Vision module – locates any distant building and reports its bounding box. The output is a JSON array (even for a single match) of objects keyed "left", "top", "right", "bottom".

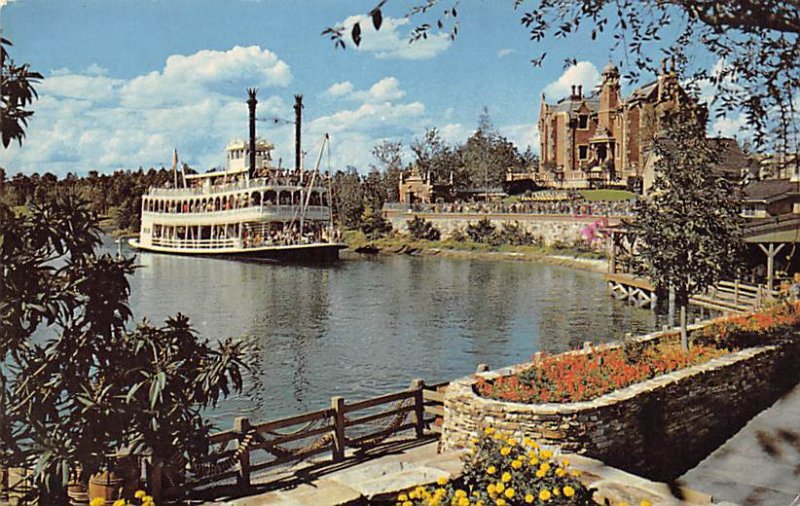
[
  {"left": 398, "top": 166, "right": 434, "bottom": 204},
  {"left": 538, "top": 59, "right": 697, "bottom": 190},
  {"left": 741, "top": 179, "right": 800, "bottom": 219}
]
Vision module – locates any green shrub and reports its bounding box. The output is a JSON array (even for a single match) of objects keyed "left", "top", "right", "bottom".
[
  {"left": 360, "top": 207, "right": 393, "bottom": 239},
  {"left": 407, "top": 216, "right": 441, "bottom": 241},
  {"left": 466, "top": 218, "right": 498, "bottom": 244}
]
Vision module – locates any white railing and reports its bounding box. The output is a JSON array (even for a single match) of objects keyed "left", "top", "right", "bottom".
[
  {"left": 151, "top": 237, "right": 241, "bottom": 250},
  {"left": 143, "top": 205, "right": 331, "bottom": 224},
  {"left": 146, "top": 178, "right": 329, "bottom": 197}
]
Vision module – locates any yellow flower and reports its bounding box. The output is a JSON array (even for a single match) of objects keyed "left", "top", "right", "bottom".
[
  {"left": 535, "top": 468, "right": 546, "bottom": 478},
  {"left": 495, "top": 482, "right": 505, "bottom": 493},
  {"left": 553, "top": 487, "right": 560, "bottom": 496},
  {"left": 90, "top": 499, "right": 105, "bottom": 506},
  {"left": 525, "top": 493, "right": 535, "bottom": 503},
  {"left": 501, "top": 472, "right": 512, "bottom": 483},
  {"left": 641, "top": 502, "right": 653, "bottom": 506},
  {"left": 561, "top": 458, "right": 570, "bottom": 467},
  {"left": 470, "top": 438, "right": 479, "bottom": 444},
  {"left": 484, "top": 427, "right": 495, "bottom": 435},
  {"left": 619, "top": 502, "right": 630, "bottom": 506},
  {"left": 539, "top": 462, "right": 551, "bottom": 473},
  {"left": 134, "top": 490, "right": 146, "bottom": 500},
  {"left": 487, "top": 465, "right": 497, "bottom": 475},
  {"left": 113, "top": 500, "right": 126, "bottom": 506},
  {"left": 142, "top": 497, "right": 153, "bottom": 505},
  {"left": 522, "top": 437, "right": 533, "bottom": 447},
  {"left": 487, "top": 484, "right": 496, "bottom": 495},
  {"left": 529, "top": 456, "right": 539, "bottom": 466},
  {"left": 500, "top": 447, "right": 511, "bottom": 456},
  {"left": 458, "top": 498, "right": 469, "bottom": 506},
  {"left": 476, "top": 502, "right": 485, "bottom": 506},
  {"left": 556, "top": 468, "right": 567, "bottom": 477},
  {"left": 507, "top": 438, "right": 518, "bottom": 446},
  {"left": 437, "top": 476, "right": 448, "bottom": 486},
  {"left": 455, "top": 489, "right": 467, "bottom": 498},
  {"left": 398, "top": 493, "right": 408, "bottom": 501},
  {"left": 540, "top": 449, "right": 553, "bottom": 459},
  {"left": 511, "top": 459, "right": 522, "bottom": 469},
  {"left": 402, "top": 501, "right": 412, "bottom": 506},
  {"left": 563, "top": 486, "right": 575, "bottom": 497},
  {"left": 539, "top": 489, "right": 552, "bottom": 501},
  {"left": 504, "top": 488, "right": 515, "bottom": 499},
  {"left": 495, "top": 499, "right": 507, "bottom": 506}
]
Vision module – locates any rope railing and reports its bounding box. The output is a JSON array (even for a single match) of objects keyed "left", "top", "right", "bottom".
[{"left": 187, "top": 378, "right": 445, "bottom": 490}]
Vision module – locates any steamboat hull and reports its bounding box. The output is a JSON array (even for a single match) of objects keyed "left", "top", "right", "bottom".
[{"left": 129, "top": 239, "right": 347, "bottom": 264}]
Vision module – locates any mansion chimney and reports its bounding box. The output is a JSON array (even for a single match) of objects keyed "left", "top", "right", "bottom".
[
  {"left": 247, "top": 88, "right": 258, "bottom": 180},
  {"left": 578, "top": 85, "right": 583, "bottom": 98},
  {"left": 294, "top": 94, "right": 304, "bottom": 171}
]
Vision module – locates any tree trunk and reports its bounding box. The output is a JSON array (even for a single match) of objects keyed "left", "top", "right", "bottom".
[{"left": 679, "top": 303, "right": 689, "bottom": 352}]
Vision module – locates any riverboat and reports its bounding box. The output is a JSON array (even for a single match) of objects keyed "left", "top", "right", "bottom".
[{"left": 129, "top": 90, "right": 346, "bottom": 263}]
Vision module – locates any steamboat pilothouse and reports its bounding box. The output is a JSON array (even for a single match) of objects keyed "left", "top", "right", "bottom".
[{"left": 129, "top": 89, "right": 346, "bottom": 262}]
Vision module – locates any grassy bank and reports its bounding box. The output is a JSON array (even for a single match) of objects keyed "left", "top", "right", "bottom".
[{"left": 342, "top": 231, "right": 609, "bottom": 272}]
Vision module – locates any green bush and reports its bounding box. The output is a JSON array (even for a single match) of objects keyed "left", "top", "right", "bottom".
[
  {"left": 359, "top": 207, "right": 393, "bottom": 240},
  {"left": 466, "top": 218, "right": 498, "bottom": 244},
  {"left": 407, "top": 216, "right": 441, "bottom": 241},
  {"left": 496, "top": 221, "right": 536, "bottom": 246}
]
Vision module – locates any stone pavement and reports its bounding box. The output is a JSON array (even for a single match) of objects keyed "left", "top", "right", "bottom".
[
  {"left": 678, "top": 382, "right": 800, "bottom": 506},
  {"left": 213, "top": 439, "right": 714, "bottom": 505}
]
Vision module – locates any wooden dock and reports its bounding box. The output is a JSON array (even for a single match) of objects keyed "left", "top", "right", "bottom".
[{"left": 604, "top": 274, "right": 779, "bottom": 314}]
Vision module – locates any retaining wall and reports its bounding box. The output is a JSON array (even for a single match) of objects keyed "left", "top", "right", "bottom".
[
  {"left": 383, "top": 211, "right": 621, "bottom": 247},
  {"left": 441, "top": 332, "right": 800, "bottom": 481}
]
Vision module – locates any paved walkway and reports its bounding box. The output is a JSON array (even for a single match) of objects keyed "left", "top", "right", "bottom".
[{"left": 678, "top": 383, "right": 800, "bottom": 505}]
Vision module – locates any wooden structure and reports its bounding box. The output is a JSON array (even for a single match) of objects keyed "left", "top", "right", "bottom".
[
  {"left": 186, "top": 379, "right": 447, "bottom": 493},
  {"left": 606, "top": 272, "right": 658, "bottom": 309},
  {"left": 744, "top": 214, "right": 800, "bottom": 290}
]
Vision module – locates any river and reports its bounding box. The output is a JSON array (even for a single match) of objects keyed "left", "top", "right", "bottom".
[{"left": 107, "top": 237, "right": 660, "bottom": 428}]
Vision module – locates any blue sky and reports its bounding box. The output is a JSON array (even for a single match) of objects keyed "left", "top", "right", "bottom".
[{"left": 0, "top": 0, "right": 730, "bottom": 176}]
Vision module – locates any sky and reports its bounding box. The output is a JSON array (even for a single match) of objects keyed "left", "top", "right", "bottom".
[{"left": 0, "top": 0, "right": 735, "bottom": 177}]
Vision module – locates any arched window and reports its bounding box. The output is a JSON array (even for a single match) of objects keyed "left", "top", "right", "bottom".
[{"left": 252, "top": 192, "right": 261, "bottom": 206}]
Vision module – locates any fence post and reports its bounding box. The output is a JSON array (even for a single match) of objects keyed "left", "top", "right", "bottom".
[
  {"left": 233, "top": 417, "right": 251, "bottom": 488},
  {"left": 734, "top": 279, "right": 740, "bottom": 305},
  {"left": 331, "top": 396, "right": 346, "bottom": 462},
  {"left": 411, "top": 379, "right": 425, "bottom": 438}
]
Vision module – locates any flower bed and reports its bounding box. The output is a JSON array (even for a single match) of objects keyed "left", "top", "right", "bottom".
[
  {"left": 475, "top": 302, "right": 800, "bottom": 405},
  {"left": 442, "top": 303, "right": 800, "bottom": 480},
  {"left": 476, "top": 342, "right": 728, "bottom": 404},
  {"left": 397, "top": 429, "right": 595, "bottom": 506}
]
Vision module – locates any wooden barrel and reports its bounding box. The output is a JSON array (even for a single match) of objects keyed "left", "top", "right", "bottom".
[{"left": 88, "top": 471, "right": 123, "bottom": 505}]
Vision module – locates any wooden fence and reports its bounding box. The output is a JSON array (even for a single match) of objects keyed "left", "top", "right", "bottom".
[{"left": 186, "top": 378, "right": 448, "bottom": 491}]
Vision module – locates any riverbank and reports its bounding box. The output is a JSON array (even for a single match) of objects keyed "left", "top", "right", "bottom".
[{"left": 342, "top": 232, "right": 609, "bottom": 273}]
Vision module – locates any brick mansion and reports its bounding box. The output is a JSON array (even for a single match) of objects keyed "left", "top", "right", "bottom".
[{"left": 536, "top": 59, "right": 723, "bottom": 191}]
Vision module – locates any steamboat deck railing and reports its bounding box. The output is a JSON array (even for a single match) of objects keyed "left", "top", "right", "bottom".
[{"left": 142, "top": 205, "right": 331, "bottom": 224}]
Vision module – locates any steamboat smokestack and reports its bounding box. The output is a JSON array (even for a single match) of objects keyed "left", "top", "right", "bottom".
[
  {"left": 247, "top": 88, "right": 258, "bottom": 179},
  {"left": 294, "top": 94, "right": 303, "bottom": 171}
]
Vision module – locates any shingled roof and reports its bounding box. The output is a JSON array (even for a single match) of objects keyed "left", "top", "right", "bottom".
[{"left": 742, "top": 179, "right": 798, "bottom": 202}]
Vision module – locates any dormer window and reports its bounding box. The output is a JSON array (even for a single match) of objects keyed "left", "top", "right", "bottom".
[{"left": 578, "top": 115, "right": 589, "bottom": 129}]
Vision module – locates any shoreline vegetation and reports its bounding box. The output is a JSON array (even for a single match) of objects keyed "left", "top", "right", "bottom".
[{"left": 341, "top": 230, "right": 609, "bottom": 273}]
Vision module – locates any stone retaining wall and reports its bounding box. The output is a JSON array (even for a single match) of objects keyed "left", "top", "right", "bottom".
[
  {"left": 383, "top": 211, "right": 620, "bottom": 247},
  {"left": 441, "top": 334, "right": 800, "bottom": 481}
]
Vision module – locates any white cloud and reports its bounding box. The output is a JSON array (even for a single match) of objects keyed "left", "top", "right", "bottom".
[
  {"left": 542, "top": 61, "right": 601, "bottom": 100},
  {"left": 500, "top": 124, "right": 540, "bottom": 154},
  {"left": 497, "top": 48, "right": 515, "bottom": 58},
  {"left": 711, "top": 113, "right": 751, "bottom": 139},
  {"left": 0, "top": 46, "right": 294, "bottom": 176},
  {"left": 351, "top": 77, "right": 406, "bottom": 103},
  {"left": 339, "top": 15, "right": 452, "bottom": 60},
  {"left": 326, "top": 81, "right": 354, "bottom": 97}
]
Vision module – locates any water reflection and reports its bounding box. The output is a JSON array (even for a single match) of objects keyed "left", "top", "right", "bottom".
[{"left": 109, "top": 237, "right": 659, "bottom": 427}]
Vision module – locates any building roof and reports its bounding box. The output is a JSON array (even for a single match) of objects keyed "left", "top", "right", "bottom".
[
  {"left": 710, "top": 138, "right": 753, "bottom": 176},
  {"left": 552, "top": 94, "right": 601, "bottom": 114},
  {"left": 742, "top": 179, "right": 798, "bottom": 202}
]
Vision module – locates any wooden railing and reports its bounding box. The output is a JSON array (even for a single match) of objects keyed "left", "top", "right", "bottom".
[{"left": 187, "top": 378, "right": 448, "bottom": 491}]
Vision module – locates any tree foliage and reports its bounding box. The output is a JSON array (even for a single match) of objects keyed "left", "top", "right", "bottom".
[
  {"left": 0, "top": 196, "right": 252, "bottom": 498},
  {"left": 326, "top": 1, "right": 800, "bottom": 159},
  {"left": 633, "top": 109, "right": 744, "bottom": 350},
  {"left": 1, "top": 36, "right": 43, "bottom": 148}
]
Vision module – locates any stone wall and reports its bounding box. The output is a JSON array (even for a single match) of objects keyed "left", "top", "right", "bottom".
[
  {"left": 383, "top": 211, "right": 620, "bottom": 247},
  {"left": 441, "top": 332, "right": 800, "bottom": 481}
]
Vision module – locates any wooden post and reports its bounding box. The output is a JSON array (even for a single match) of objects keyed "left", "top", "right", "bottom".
[
  {"left": 331, "top": 396, "right": 346, "bottom": 462},
  {"left": 411, "top": 379, "right": 425, "bottom": 438},
  {"left": 609, "top": 231, "right": 617, "bottom": 274},
  {"left": 734, "top": 279, "right": 740, "bottom": 306},
  {"left": 233, "top": 417, "right": 251, "bottom": 488}
]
